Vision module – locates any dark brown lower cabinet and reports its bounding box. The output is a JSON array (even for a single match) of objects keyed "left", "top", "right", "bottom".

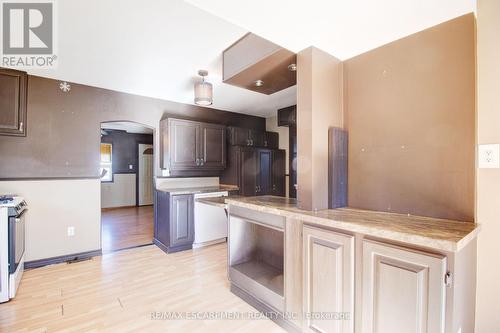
[
  {"left": 154, "top": 191, "right": 194, "bottom": 253},
  {"left": 222, "top": 146, "right": 286, "bottom": 197}
]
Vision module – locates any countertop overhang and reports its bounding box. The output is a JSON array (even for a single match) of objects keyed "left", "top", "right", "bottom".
[
  {"left": 155, "top": 184, "right": 239, "bottom": 195},
  {"left": 225, "top": 196, "right": 480, "bottom": 253}
]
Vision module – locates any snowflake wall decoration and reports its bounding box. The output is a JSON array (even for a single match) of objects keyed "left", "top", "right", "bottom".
[{"left": 59, "top": 82, "right": 71, "bottom": 92}]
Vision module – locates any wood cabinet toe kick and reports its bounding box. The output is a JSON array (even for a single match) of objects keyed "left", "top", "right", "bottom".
[{"left": 226, "top": 196, "right": 479, "bottom": 333}]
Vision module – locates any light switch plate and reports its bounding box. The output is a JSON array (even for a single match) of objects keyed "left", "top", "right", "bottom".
[{"left": 478, "top": 144, "right": 500, "bottom": 168}]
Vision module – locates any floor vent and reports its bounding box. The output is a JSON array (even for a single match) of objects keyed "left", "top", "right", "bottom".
[{"left": 67, "top": 256, "right": 92, "bottom": 264}]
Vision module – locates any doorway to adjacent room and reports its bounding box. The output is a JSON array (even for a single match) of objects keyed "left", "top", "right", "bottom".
[{"left": 99, "top": 121, "right": 155, "bottom": 253}]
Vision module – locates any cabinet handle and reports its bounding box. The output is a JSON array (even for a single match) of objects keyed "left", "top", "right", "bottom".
[
  {"left": 250, "top": 139, "right": 254, "bottom": 146},
  {"left": 246, "top": 139, "right": 250, "bottom": 146},
  {"left": 19, "top": 122, "right": 23, "bottom": 132},
  {"left": 196, "top": 158, "right": 200, "bottom": 166}
]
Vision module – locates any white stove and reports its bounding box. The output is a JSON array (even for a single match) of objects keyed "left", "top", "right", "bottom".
[{"left": 0, "top": 195, "right": 27, "bottom": 303}]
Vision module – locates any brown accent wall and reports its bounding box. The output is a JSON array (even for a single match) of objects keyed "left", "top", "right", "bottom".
[
  {"left": 0, "top": 75, "right": 265, "bottom": 179},
  {"left": 100, "top": 130, "right": 153, "bottom": 174},
  {"left": 344, "top": 14, "right": 476, "bottom": 221}
]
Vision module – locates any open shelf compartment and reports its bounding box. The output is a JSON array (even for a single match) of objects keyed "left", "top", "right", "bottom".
[{"left": 228, "top": 212, "right": 285, "bottom": 312}]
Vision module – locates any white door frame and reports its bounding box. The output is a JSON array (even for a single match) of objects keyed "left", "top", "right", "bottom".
[{"left": 138, "top": 143, "right": 154, "bottom": 206}]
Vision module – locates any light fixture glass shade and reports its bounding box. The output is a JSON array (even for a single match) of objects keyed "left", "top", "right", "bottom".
[{"left": 194, "top": 81, "right": 213, "bottom": 106}]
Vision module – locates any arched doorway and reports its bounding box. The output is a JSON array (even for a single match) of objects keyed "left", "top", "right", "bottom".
[{"left": 99, "top": 121, "right": 155, "bottom": 253}]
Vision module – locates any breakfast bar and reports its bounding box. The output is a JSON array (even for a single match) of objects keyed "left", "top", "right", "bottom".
[{"left": 224, "top": 195, "right": 479, "bottom": 333}]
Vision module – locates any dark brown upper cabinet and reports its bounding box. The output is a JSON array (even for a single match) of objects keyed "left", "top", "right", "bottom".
[
  {"left": 264, "top": 131, "right": 279, "bottom": 149},
  {"left": 160, "top": 118, "right": 226, "bottom": 172},
  {"left": 227, "top": 126, "right": 279, "bottom": 149},
  {"left": 223, "top": 33, "right": 296, "bottom": 95},
  {"left": 200, "top": 122, "right": 226, "bottom": 170},
  {"left": 0, "top": 68, "right": 27, "bottom": 137},
  {"left": 277, "top": 105, "right": 297, "bottom": 127}
]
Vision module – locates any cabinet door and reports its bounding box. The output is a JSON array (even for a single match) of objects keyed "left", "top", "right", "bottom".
[
  {"left": 303, "top": 226, "right": 354, "bottom": 333},
  {"left": 0, "top": 68, "right": 27, "bottom": 137},
  {"left": 264, "top": 132, "right": 279, "bottom": 149},
  {"left": 257, "top": 149, "right": 272, "bottom": 195},
  {"left": 362, "top": 240, "right": 447, "bottom": 333},
  {"left": 168, "top": 119, "right": 200, "bottom": 170},
  {"left": 154, "top": 191, "right": 170, "bottom": 246},
  {"left": 239, "top": 147, "right": 257, "bottom": 196},
  {"left": 249, "top": 129, "right": 265, "bottom": 147},
  {"left": 170, "top": 194, "right": 194, "bottom": 247},
  {"left": 200, "top": 123, "right": 226, "bottom": 169},
  {"left": 289, "top": 125, "right": 297, "bottom": 198},
  {"left": 229, "top": 127, "right": 251, "bottom": 146},
  {"left": 277, "top": 105, "right": 296, "bottom": 127},
  {"left": 272, "top": 149, "right": 286, "bottom": 196}
]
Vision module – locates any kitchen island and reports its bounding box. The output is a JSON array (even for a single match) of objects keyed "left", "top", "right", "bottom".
[{"left": 224, "top": 195, "right": 479, "bottom": 333}]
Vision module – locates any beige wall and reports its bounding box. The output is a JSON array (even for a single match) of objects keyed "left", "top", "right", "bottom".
[
  {"left": 0, "top": 179, "right": 101, "bottom": 261},
  {"left": 297, "top": 46, "right": 344, "bottom": 210},
  {"left": 266, "top": 116, "right": 290, "bottom": 197},
  {"left": 476, "top": 1, "right": 500, "bottom": 331},
  {"left": 101, "top": 173, "right": 136, "bottom": 208},
  {"left": 344, "top": 14, "right": 476, "bottom": 221}
]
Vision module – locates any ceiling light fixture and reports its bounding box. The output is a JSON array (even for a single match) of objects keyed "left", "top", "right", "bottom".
[
  {"left": 255, "top": 79, "right": 264, "bottom": 87},
  {"left": 288, "top": 63, "right": 297, "bottom": 72},
  {"left": 194, "top": 70, "right": 213, "bottom": 106}
]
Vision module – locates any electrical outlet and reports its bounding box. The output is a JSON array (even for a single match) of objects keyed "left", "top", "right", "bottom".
[
  {"left": 67, "top": 226, "right": 75, "bottom": 237},
  {"left": 478, "top": 144, "right": 500, "bottom": 169}
]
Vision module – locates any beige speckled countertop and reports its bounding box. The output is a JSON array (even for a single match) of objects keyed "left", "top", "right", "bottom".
[
  {"left": 156, "top": 184, "right": 239, "bottom": 195},
  {"left": 225, "top": 196, "right": 480, "bottom": 253}
]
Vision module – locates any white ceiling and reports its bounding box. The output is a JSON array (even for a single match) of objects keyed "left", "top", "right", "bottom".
[
  {"left": 101, "top": 122, "right": 154, "bottom": 135},
  {"left": 25, "top": 0, "right": 296, "bottom": 118},
  {"left": 186, "top": 0, "right": 476, "bottom": 60}
]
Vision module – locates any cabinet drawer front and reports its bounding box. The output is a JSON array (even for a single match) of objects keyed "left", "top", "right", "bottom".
[
  {"left": 362, "top": 240, "right": 446, "bottom": 333},
  {"left": 303, "top": 225, "right": 354, "bottom": 333}
]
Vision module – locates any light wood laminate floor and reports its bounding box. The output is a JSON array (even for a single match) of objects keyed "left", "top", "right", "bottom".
[
  {"left": 101, "top": 206, "right": 154, "bottom": 253},
  {"left": 0, "top": 243, "right": 285, "bottom": 333}
]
